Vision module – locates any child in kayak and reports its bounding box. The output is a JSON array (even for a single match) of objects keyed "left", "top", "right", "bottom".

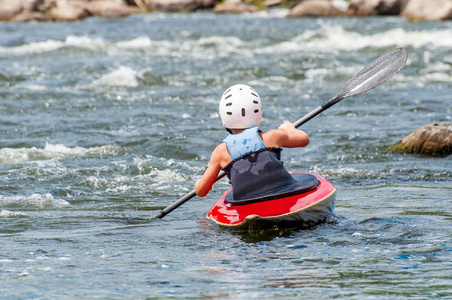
[{"left": 195, "top": 84, "right": 310, "bottom": 200}]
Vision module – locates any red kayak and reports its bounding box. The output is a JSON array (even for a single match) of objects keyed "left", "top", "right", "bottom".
[{"left": 206, "top": 172, "right": 336, "bottom": 230}]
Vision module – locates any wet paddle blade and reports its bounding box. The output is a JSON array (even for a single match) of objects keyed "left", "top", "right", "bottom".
[
  {"left": 294, "top": 47, "right": 407, "bottom": 128},
  {"left": 338, "top": 47, "right": 407, "bottom": 100}
]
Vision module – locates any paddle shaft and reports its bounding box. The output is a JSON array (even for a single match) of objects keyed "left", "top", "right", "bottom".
[
  {"left": 152, "top": 47, "right": 407, "bottom": 220},
  {"left": 153, "top": 171, "right": 226, "bottom": 219},
  {"left": 293, "top": 98, "right": 338, "bottom": 129}
]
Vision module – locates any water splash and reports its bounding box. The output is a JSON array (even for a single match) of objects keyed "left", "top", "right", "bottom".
[
  {"left": 0, "top": 143, "right": 116, "bottom": 165},
  {"left": 94, "top": 66, "right": 139, "bottom": 87},
  {"left": 0, "top": 193, "right": 70, "bottom": 209}
]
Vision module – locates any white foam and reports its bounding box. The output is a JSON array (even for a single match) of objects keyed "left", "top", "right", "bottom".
[
  {"left": 0, "top": 193, "right": 70, "bottom": 209},
  {"left": 424, "top": 72, "right": 452, "bottom": 82},
  {"left": 187, "top": 36, "right": 249, "bottom": 59},
  {"left": 258, "top": 27, "right": 452, "bottom": 54},
  {"left": 85, "top": 176, "right": 108, "bottom": 188},
  {"left": 65, "top": 35, "right": 107, "bottom": 51},
  {"left": 43, "top": 143, "right": 90, "bottom": 155},
  {"left": 304, "top": 68, "right": 331, "bottom": 82},
  {"left": 0, "top": 143, "right": 115, "bottom": 165},
  {"left": 18, "top": 84, "right": 47, "bottom": 91},
  {"left": 0, "top": 209, "right": 27, "bottom": 218},
  {"left": 106, "top": 184, "right": 131, "bottom": 193},
  {"left": 420, "top": 61, "right": 452, "bottom": 83},
  {"left": 146, "top": 169, "right": 186, "bottom": 182},
  {"left": 0, "top": 35, "right": 108, "bottom": 55},
  {"left": 248, "top": 76, "right": 294, "bottom": 91},
  {"left": 2, "top": 25, "right": 451, "bottom": 58},
  {"left": 116, "top": 36, "right": 153, "bottom": 49},
  {"left": 197, "top": 36, "right": 243, "bottom": 48},
  {"left": 94, "top": 66, "right": 139, "bottom": 87},
  {"left": 4, "top": 39, "right": 65, "bottom": 55},
  {"left": 0, "top": 148, "right": 33, "bottom": 165}
]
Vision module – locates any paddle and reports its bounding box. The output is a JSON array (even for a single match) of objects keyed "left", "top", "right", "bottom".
[{"left": 150, "top": 47, "right": 407, "bottom": 220}]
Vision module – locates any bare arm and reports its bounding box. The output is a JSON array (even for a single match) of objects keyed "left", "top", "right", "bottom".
[
  {"left": 262, "top": 121, "right": 309, "bottom": 148},
  {"left": 194, "top": 145, "right": 224, "bottom": 197}
]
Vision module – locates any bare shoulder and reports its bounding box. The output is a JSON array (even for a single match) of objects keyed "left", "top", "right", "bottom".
[
  {"left": 261, "top": 129, "right": 285, "bottom": 147},
  {"left": 212, "top": 143, "right": 227, "bottom": 155},
  {"left": 211, "top": 143, "right": 231, "bottom": 167}
]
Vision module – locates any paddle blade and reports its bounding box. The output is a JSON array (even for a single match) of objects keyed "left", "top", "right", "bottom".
[
  {"left": 294, "top": 47, "right": 407, "bottom": 129},
  {"left": 339, "top": 47, "right": 407, "bottom": 100}
]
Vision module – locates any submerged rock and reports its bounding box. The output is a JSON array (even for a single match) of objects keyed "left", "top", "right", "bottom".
[
  {"left": 288, "top": 0, "right": 346, "bottom": 17},
  {"left": 388, "top": 123, "right": 452, "bottom": 157},
  {"left": 401, "top": 0, "right": 452, "bottom": 21}
]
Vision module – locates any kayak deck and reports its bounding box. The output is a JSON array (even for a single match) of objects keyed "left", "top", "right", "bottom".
[{"left": 206, "top": 172, "right": 336, "bottom": 230}]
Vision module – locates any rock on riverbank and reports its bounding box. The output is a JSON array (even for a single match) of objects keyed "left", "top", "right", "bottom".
[
  {"left": 288, "top": 0, "right": 346, "bottom": 17},
  {"left": 1, "top": 0, "right": 452, "bottom": 22},
  {"left": 388, "top": 123, "right": 452, "bottom": 157},
  {"left": 402, "top": 0, "right": 452, "bottom": 21},
  {"left": 0, "top": 0, "right": 142, "bottom": 22}
]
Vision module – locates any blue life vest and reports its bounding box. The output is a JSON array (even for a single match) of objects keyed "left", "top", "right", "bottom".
[
  {"left": 223, "top": 147, "right": 298, "bottom": 201},
  {"left": 222, "top": 127, "right": 307, "bottom": 201},
  {"left": 223, "top": 127, "right": 266, "bottom": 160}
]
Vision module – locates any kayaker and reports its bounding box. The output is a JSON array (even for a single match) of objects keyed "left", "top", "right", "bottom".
[{"left": 195, "top": 84, "right": 309, "bottom": 200}]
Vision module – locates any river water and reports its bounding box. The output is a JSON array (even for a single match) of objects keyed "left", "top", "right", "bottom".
[{"left": 1, "top": 10, "right": 451, "bottom": 298}]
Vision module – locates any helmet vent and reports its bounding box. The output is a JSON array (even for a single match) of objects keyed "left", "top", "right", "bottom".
[
  {"left": 226, "top": 102, "right": 232, "bottom": 106},
  {"left": 241, "top": 108, "right": 246, "bottom": 116},
  {"left": 253, "top": 100, "right": 259, "bottom": 104},
  {"left": 224, "top": 89, "right": 231, "bottom": 95},
  {"left": 251, "top": 92, "right": 258, "bottom": 97},
  {"left": 254, "top": 109, "right": 259, "bottom": 113},
  {"left": 226, "top": 112, "right": 232, "bottom": 115},
  {"left": 225, "top": 94, "right": 232, "bottom": 99}
]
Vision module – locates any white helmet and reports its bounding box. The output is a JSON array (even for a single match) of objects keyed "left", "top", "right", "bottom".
[{"left": 219, "top": 84, "right": 262, "bottom": 129}]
